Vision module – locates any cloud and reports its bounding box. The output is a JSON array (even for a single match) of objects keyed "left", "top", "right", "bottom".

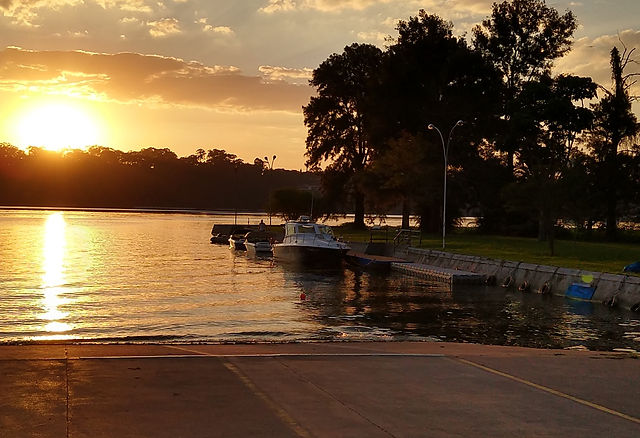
[
  {"left": 147, "top": 17, "right": 181, "bottom": 37},
  {"left": 259, "top": 65, "right": 312, "bottom": 84},
  {"left": 196, "top": 18, "right": 234, "bottom": 36},
  {"left": 555, "top": 29, "right": 640, "bottom": 93},
  {"left": 95, "top": 0, "right": 153, "bottom": 13},
  {"left": 0, "top": 0, "right": 84, "bottom": 26},
  {"left": 259, "top": 0, "right": 391, "bottom": 14},
  {"left": 259, "top": 0, "right": 491, "bottom": 15},
  {"left": 0, "top": 0, "right": 155, "bottom": 26},
  {"left": 0, "top": 46, "right": 312, "bottom": 112},
  {"left": 356, "top": 30, "right": 389, "bottom": 44}
]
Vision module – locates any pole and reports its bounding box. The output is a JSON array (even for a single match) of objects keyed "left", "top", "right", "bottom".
[
  {"left": 233, "top": 165, "right": 238, "bottom": 225},
  {"left": 264, "top": 155, "right": 276, "bottom": 226},
  {"left": 428, "top": 121, "right": 463, "bottom": 250}
]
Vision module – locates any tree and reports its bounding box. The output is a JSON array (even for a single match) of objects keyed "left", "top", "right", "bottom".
[
  {"left": 473, "top": 0, "right": 577, "bottom": 169},
  {"left": 365, "top": 132, "right": 439, "bottom": 229},
  {"left": 367, "top": 11, "right": 500, "bottom": 232},
  {"left": 589, "top": 45, "right": 639, "bottom": 239},
  {"left": 508, "top": 73, "right": 596, "bottom": 253},
  {"left": 270, "top": 188, "right": 313, "bottom": 221},
  {"left": 303, "top": 43, "right": 384, "bottom": 229}
]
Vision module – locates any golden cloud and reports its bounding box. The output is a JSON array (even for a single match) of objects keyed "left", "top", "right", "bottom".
[
  {"left": 259, "top": 0, "right": 490, "bottom": 14},
  {"left": 0, "top": 0, "right": 84, "bottom": 26},
  {"left": 259, "top": 0, "right": 390, "bottom": 14},
  {"left": 0, "top": 47, "right": 313, "bottom": 111},
  {"left": 259, "top": 65, "right": 312, "bottom": 84},
  {"left": 147, "top": 17, "right": 182, "bottom": 37}
]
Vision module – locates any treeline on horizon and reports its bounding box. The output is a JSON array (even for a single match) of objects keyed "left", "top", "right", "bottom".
[
  {"left": 302, "top": 0, "right": 640, "bottom": 248},
  {"left": 0, "top": 144, "right": 318, "bottom": 212}
]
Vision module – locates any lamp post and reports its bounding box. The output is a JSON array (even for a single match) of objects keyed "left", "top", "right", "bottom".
[
  {"left": 427, "top": 120, "right": 463, "bottom": 250},
  {"left": 263, "top": 155, "right": 276, "bottom": 225}
]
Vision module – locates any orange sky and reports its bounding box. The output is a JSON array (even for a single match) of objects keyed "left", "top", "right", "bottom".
[{"left": 1, "top": 0, "right": 639, "bottom": 169}]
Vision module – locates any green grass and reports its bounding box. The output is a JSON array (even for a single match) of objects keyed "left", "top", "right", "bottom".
[{"left": 336, "top": 225, "right": 640, "bottom": 275}]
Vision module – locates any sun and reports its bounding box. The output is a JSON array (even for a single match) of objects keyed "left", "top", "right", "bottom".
[{"left": 15, "top": 103, "right": 103, "bottom": 151}]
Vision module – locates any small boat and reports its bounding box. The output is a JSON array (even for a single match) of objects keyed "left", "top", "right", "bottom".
[
  {"left": 244, "top": 231, "right": 273, "bottom": 256},
  {"left": 272, "top": 216, "right": 349, "bottom": 265},
  {"left": 228, "top": 228, "right": 252, "bottom": 251}
]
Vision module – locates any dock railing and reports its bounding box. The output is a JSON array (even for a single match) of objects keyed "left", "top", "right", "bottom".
[
  {"left": 369, "top": 226, "right": 391, "bottom": 243},
  {"left": 393, "top": 229, "right": 422, "bottom": 248}
]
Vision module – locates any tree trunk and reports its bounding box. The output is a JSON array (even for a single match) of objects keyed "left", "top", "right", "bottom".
[
  {"left": 353, "top": 190, "right": 366, "bottom": 229},
  {"left": 605, "top": 194, "right": 617, "bottom": 240},
  {"left": 605, "top": 151, "right": 618, "bottom": 240},
  {"left": 401, "top": 198, "right": 410, "bottom": 229}
]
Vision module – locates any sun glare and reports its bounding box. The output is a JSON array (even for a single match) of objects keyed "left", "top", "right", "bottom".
[{"left": 16, "top": 103, "right": 102, "bottom": 151}]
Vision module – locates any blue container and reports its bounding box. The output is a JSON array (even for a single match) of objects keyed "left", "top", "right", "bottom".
[{"left": 565, "top": 283, "right": 596, "bottom": 301}]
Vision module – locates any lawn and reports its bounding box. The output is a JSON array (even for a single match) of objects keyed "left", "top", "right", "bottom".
[{"left": 336, "top": 226, "right": 640, "bottom": 274}]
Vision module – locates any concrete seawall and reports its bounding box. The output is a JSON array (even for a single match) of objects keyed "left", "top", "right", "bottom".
[{"left": 402, "top": 248, "right": 640, "bottom": 310}]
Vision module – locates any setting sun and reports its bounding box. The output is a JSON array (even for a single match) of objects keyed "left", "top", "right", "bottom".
[{"left": 15, "top": 103, "right": 103, "bottom": 151}]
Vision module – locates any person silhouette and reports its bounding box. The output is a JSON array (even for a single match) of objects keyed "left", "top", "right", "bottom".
[{"left": 259, "top": 219, "right": 266, "bottom": 231}]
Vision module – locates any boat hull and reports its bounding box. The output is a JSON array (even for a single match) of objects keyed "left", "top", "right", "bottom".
[
  {"left": 246, "top": 242, "right": 272, "bottom": 256},
  {"left": 273, "top": 244, "right": 346, "bottom": 266}
]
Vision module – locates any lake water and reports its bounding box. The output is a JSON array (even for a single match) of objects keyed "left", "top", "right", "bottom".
[{"left": 1, "top": 209, "right": 639, "bottom": 350}]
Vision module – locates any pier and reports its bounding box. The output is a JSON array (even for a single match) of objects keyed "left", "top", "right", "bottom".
[
  {"left": 391, "top": 262, "right": 487, "bottom": 285},
  {"left": 2, "top": 342, "right": 639, "bottom": 437}
]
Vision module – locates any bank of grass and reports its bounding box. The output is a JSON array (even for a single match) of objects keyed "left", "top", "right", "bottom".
[{"left": 336, "top": 225, "right": 640, "bottom": 275}]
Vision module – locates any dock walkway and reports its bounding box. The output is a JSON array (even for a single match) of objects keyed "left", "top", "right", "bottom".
[
  {"left": 2, "top": 342, "right": 639, "bottom": 437},
  {"left": 392, "top": 261, "right": 487, "bottom": 285}
]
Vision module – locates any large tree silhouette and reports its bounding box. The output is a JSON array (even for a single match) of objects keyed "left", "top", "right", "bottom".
[
  {"left": 473, "top": 0, "right": 577, "bottom": 169},
  {"left": 589, "top": 46, "right": 639, "bottom": 239},
  {"left": 303, "top": 43, "right": 383, "bottom": 228}
]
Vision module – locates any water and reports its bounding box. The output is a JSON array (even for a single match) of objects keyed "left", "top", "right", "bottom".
[{"left": 1, "top": 209, "right": 639, "bottom": 350}]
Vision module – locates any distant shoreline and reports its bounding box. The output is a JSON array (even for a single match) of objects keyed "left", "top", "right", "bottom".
[{"left": 0, "top": 206, "right": 267, "bottom": 216}]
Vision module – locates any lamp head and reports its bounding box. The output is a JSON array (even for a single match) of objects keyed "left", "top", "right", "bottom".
[
  {"left": 456, "top": 120, "right": 464, "bottom": 126},
  {"left": 264, "top": 156, "right": 269, "bottom": 162},
  {"left": 427, "top": 124, "right": 435, "bottom": 130}
]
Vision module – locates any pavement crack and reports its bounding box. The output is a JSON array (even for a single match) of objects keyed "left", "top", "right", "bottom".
[{"left": 275, "top": 358, "right": 397, "bottom": 438}]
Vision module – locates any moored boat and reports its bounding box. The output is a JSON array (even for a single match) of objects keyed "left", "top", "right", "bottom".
[
  {"left": 272, "top": 216, "right": 349, "bottom": 265},
  {"left": 228, "top": 228, "right": 252, "bottom": 251},
  {"left": 244, "top": 231, "right": 273, "bottom": 256}
]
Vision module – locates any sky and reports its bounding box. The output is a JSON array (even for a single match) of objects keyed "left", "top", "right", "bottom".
[{"left": 0, "top": 0, "right": 639, "bottom": 170}]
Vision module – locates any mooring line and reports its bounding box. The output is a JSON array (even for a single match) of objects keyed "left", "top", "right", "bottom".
[{"left": 453, "top": 357, "right": 640, "bottom": 425}]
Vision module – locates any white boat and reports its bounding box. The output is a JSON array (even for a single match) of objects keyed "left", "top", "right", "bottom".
[
  {"left": 228, "top": 228, "right": 252, "bottom": 251},
  {"left": 244, "top": 231, "right": 273, "bottom": 256},
  {"left": 272, "top": 216, "right": 349, "bottom": 265}
]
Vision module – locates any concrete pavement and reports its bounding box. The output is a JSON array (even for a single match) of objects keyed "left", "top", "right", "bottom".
[{"left": 1, "top": 342, "right": 639, "bottom": 437}]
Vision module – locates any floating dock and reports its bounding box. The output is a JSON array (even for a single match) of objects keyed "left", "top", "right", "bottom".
[
  {"left": 345, "top": 250, "right": 409, "bottom": 270},
  {"left": 391, "top": 262, "right": 487, "bottom": 285}
]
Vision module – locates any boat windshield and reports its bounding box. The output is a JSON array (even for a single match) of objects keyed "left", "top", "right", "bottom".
[
  {"left": 299, "top": 224, "right": 316, "bottom": 233},
  {"left": 316, "top": 225, "right": 334, "bottom": 237}
]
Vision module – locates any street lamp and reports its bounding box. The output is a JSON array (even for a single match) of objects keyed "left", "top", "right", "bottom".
[
  {"left": 427, "top": 120, "right": 464, "bottom": 250},
  {"left": 263, "top": 155, "right": 276, "bottom": 225}
]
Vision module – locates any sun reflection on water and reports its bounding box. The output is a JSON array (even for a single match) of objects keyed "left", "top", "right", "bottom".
[{"left": 40, "top": 213, "right": 72, "bottom": 336}]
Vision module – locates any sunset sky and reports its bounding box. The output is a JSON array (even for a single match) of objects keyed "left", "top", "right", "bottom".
[{"left": 1, "top": 0, "right": 639, "bottom": 169}]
